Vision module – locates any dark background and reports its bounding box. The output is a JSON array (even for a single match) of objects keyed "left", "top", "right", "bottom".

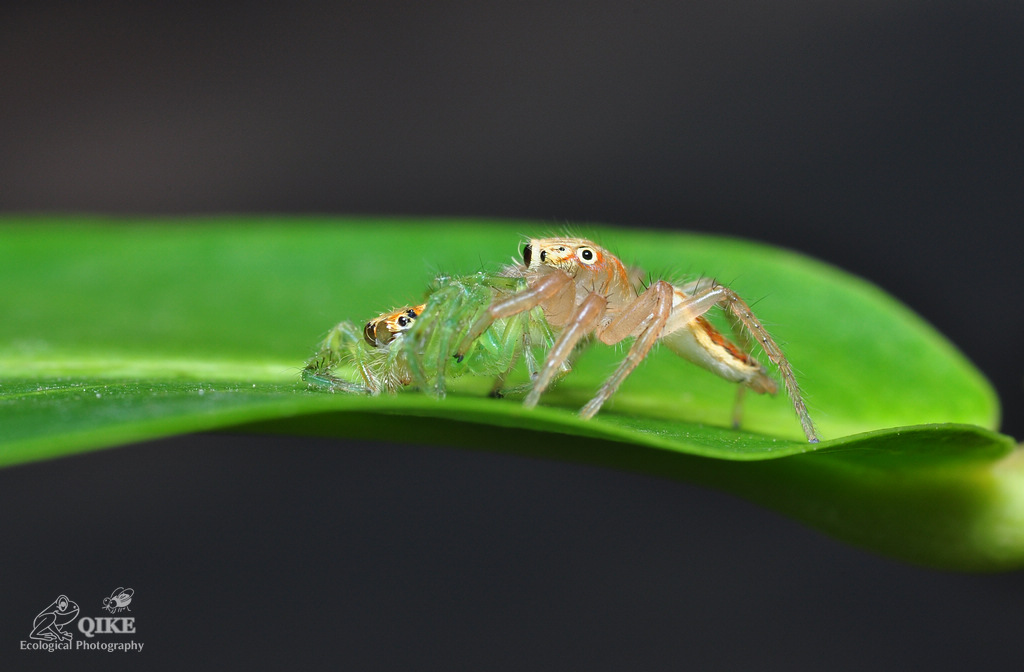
[{"left": 2, "top": 2, "right": 1022, "bottom": 670}]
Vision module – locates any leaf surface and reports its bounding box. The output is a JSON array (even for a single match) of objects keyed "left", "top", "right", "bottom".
[{"left": 1, "top": 217, "right": 1018, "bottom": 570}]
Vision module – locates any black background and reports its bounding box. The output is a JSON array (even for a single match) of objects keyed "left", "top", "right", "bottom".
[{"left": 2, "top": 2, "right": 1022, "bottom": 670}]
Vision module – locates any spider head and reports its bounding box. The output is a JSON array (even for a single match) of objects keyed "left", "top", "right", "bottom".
[
  {"left": 363, "top": 304, "right": 425, "bottom": 347},
  {"left": 524, "top": 238, "right": 607, "bottom": 276}
]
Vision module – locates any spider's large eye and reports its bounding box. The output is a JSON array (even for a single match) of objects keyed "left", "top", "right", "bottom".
[
  {"left": 578, "top": 247, "right": 597, "bottom": 265},
  {"left": 522, "top": 244, "right": 532, "bottom": 266},
  {"left": 363, "top": 321, "right": 378, "bottom": 347},
  {"left": 397, "top": 315, "right": 409, "bottom": 328}
]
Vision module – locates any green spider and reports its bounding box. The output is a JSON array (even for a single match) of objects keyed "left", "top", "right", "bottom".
[{"left": 302, "top": 271, "right": 568, "bottom": 398}]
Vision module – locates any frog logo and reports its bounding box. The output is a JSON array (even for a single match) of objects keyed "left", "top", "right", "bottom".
[
  {"left": 29, "top": 595, "right": 80, "bottom": 642},
  {"left": 102, "top": 587, "right": 133, "bottom": 614}
]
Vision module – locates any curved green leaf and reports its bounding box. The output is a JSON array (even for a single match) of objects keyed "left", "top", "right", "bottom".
[{"left": 1, "top": 216, "right": 1017, "bottom": 570}]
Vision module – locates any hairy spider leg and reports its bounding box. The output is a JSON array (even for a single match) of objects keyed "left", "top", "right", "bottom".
[
  {"left": 675, "top": 277, "right": 773, "bottom": 431},
  {"left": 660, "top": 282, "right": 818, "bottom": 443}
]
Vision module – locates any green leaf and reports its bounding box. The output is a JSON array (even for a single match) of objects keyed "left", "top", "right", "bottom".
[{"left": 1, "top": 216, "right": 1018, "bottom": 570}]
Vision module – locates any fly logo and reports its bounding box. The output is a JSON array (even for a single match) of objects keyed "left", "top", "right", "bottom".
[{"left": 102, "top": 587, "right": 133, "bottom": 614}]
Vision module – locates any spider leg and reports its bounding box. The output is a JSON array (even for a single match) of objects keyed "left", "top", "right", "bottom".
[
  {"left": 680, "top": 277, "right": 774, "bottom": 429},
  {"left": 578, "top": 280, "right": 674, "bottom": 419},
  {"left": 665, "top": 283, "right": 818, "bottom": 443},
  {"left": 717, "top": 286, "right": 817, "bottom": 443},
  {"left": 732, "top": 385, "right": 747, "bottom": 429},
  {"left": 487, "top": 357, "right": 516, "bottom": 397},
  {"left": 301, "top": 363, "right": 377, "bottom": 394},
  {"left": 484, "top": 310, "right": 524, "bottom": 397},
  {"left": 497, "top": 307, "right": 575, "bottom": 396},
  {"left": 455, "top": 268, "right": 574, "bottom": 360},
  {"left": 524, "top": 292, "right": 607, "bottom": 408},
  {"left": 301, "top": 321, "right": 379, "bottom": 394},
  {"left": 404, "top": 274, "right": 495, "bottom": 398}
]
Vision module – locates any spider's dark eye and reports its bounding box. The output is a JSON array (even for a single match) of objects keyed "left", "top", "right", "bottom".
[
  {"left": 580, "top": 249, "right": 594, "bottom": 261},
  {"left": 397, "top": 316, "right": 409, "bottom": 327},
  {"left": 406, "top": 309, "right": 417, "bottom": 318},
  {"left": 522, "top": 244, "right": 532, "bottom": 266}
]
